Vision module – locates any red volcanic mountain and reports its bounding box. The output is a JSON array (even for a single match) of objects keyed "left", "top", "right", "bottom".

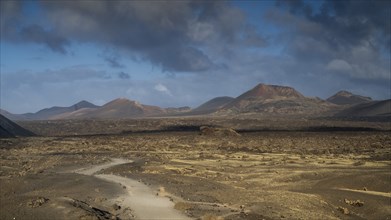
[
  {"left": 223, "top": 83, "right": 305, "bottom": 109},
  {"left": 220, "top": 83, "right": 337, "bottom": 115},
  {"left": 236, "top": 83, "right": 304, "bottom": 100}
]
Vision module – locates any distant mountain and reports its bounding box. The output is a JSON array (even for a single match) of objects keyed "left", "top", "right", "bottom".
[
  {"left": 335, "top": 99, "right": 391, "bottom": 117},
  {"left": 63, "top": 98, "right": 166, "bottom": 119},
  {"left": 0, "top": 114, "right": 35, "bottom": 138},
  {"left": 51, "top": 107, "right": 97, "bottom": 120},
  {"left": 220, "top": 83, "right": 337, "bottom": 116},
  {"left": 32, "top": 100, "right": 99, "bottom": 120},
  {"left": 327, "top": 91, "right": 372, "bottom": 105},
  {"left": 0, "top": 109, "right": 27, "bottom": 121},
  {"left": 2, "top": 100, "right": 99, "bottom": 120},
  {"left": 2, "top": 99, "right": 167, "bottom": 120},
  {"left": 3, "top": 84, "right": 384, "bottom": 120},
  {"left": 190, "top": 96, "right": 234, "bottom": 115},
  {"left": 72, "top": 100, "right": 99, "bottom": 110}
]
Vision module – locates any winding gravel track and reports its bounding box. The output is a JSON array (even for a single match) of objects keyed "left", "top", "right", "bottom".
[{"left": 74, "top": 158, "right": 192, "bottom": 220}]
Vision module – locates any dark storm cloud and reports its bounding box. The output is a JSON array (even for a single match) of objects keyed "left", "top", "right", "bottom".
[
  {"left": 275, "top": 0, "right": 312, "bottom": 16},
  {"left": 240, "top": 25, "right": 268, "bottom": 47},
  {"left": 118, "top": 72, "right": 130, "bottom": 80},
  {"left": 0, "top": 1, "right": 69, "bottom": 54},
  {"left": 1, "top": 1, "right": 268, "bottom": 73},
  {"left": 148, "top": 45, "right": 214, "bottom": 72},
  {"left": 319, "top": 0, "right": 390, "bottom": 45},
  {"left": 104, "top": 56, "right": 125, "bottom": 69},
  {"left": 27, "top": 0, "right": 264, "bottom": 73},
  {"left": 275, "top": 0, "right": 390, "bottom": 53},
  {"left": 2, "top": 0, "right": 390, "bottom": 114},
  {"left": 19, "top": 25, "right": 69, "bottom": 54},
  {"left": 268, "top": 0, "right": 390, "bottom": 81},
  {"left": 0, "top": 1, "right": 21, "bottom": 33}
]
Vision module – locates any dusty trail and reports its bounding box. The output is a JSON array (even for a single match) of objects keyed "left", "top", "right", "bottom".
[
  {"left": 74, "top": 158, "right": 192, "bottom": 220},
  {"left": 336, "top": 188, "right": 391, "bottom": 198},
  {"left": 75, "top": 158, "right": 130, "bottom": 175}
]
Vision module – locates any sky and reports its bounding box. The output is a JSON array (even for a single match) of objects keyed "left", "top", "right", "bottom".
[{"left": 1, "top": 0, "right": 390, "bottom": 114}]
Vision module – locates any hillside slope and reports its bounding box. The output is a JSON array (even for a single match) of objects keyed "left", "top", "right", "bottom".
[
  {"left": 0, "top": 114, "right": 36, "bottom": 138},
  {"left": 335, "top": 99, "right": 391, "bottom": 117}
]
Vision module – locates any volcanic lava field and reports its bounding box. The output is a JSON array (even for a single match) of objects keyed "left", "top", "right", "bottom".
[{"left": 0, "top": 117, "right": 390, "bottom": 220}]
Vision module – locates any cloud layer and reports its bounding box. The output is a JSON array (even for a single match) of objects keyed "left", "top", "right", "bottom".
[
  {"left": 2, "top": 1, "right": 266, "bottom": 72},
  {"left": 1, "top": 0, "right": 390, "bottom": 113}
]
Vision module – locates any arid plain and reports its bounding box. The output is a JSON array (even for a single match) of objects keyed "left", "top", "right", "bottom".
[
  {"left": 1, "top": 117, "right": 390, "bottom": 220},
  {"left": 2, "top": 1, "right": 391, "bottom": 219}
]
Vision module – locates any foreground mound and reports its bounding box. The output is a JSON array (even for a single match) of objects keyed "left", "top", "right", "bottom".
[{"left": 0, "top": 114, "right": 35, "bottom": 138}]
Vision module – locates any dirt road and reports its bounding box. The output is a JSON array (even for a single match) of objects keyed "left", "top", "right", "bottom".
[{"left": 75, "top": 158, "right": 192, "bottom": 220}]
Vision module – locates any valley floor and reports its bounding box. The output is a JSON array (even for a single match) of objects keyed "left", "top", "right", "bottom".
[{"left": 0, "top": 127, "right": 390, "bottom": 219}]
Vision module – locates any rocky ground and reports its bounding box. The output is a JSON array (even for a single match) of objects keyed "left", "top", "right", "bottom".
[{"left": 0, "top": 119, "right": 390, "bottom": 220}]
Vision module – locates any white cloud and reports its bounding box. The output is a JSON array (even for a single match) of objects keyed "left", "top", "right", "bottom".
[
  {"left": 326, "top": 59, "right": 352, "bottom": 72},
  {"left": 154, "top": 83, "right": 172, "bottom": 96}
]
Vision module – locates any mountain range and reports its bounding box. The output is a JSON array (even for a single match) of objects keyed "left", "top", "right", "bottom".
[{"left": 2, "top": 83, "right": 390, "bottom": 120}]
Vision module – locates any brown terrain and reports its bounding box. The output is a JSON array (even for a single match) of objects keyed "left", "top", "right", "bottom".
[
  {"left": 1, "top": 83, "right": 390, "bottom": 220},
  {"left": 0, "top": 116, "right": 390, "bottom": 220}
]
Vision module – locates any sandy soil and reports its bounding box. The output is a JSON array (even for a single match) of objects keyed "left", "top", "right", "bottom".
[
  {"left": 1, "top": 122, "right": 390, "bottom": 220},
  {"left": 97, "top": 174, "right": 191, "bottom": 220},
  {"left": 74, "top": 158, "right": 132, "bottom": 175},
  {"left": 75, "top": 158, "right": 190, "bottom": 219}
]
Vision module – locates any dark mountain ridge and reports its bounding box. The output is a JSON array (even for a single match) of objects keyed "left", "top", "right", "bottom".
[{"left": 0, "top": 114, "right": 35, "bottom": 138}]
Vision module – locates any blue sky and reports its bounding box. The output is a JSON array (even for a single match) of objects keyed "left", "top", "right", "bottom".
[{"left": 1, "top": 0, "right": 390, "bottom": 113}]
